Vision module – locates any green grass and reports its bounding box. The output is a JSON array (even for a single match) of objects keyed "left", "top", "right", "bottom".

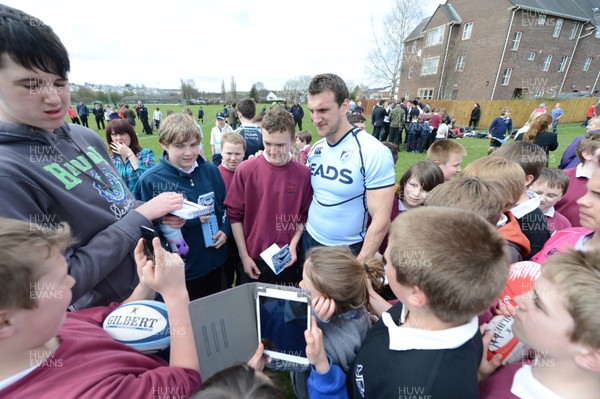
[{"left": 86, "top": 103, "right": 583, "bottom": 179}]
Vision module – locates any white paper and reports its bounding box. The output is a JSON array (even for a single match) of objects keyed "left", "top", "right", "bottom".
[{"left": 171, "top": 200, "right": 212, "bottom": 219}]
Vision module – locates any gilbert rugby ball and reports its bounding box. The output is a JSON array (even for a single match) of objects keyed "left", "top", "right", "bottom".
[
  {"left": 485, "top": 315, "right": 525, "bottom": 365},
  {"left": 500, "top": 261, "right": 541, "bottom": 307},
  {"left": 103, "top": 300, "right": 170, "bottom": 353}
]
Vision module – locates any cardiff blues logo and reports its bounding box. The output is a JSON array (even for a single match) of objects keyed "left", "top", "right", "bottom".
[
  {"left": 340, "top": 148, "right": 353, "bottom": 162},
  {"left": 313, "top": 146, "right": 322, "bottom": 156},
  {"left": 91, "top": 168, "right": 127, "bottom": 203},
  {"left": 197, "top": 192, "right": 215, "bottom": 207}
]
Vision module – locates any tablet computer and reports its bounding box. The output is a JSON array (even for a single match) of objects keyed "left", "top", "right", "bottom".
[{"left": 256, "top": 286, "right": 311, "bottom": 365}]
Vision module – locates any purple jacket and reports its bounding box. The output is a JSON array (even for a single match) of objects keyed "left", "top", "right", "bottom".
[{"left": 559, "top": 129, "right": 600, "bottom": 169}]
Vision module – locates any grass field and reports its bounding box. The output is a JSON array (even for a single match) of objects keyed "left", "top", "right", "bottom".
[{"left": 88, "top": 103, "right": 584, "bottom": 179}]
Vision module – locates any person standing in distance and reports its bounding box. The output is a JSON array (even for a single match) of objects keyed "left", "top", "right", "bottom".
[{"left": 304, "top": 73, "right": 395, "bottom": 263}]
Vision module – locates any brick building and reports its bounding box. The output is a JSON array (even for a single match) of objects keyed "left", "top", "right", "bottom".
[{"left": 398, "top": 0, "right": 600, "bottom": 101}]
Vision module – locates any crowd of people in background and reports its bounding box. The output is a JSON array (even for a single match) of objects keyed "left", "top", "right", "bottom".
[{"left": 2, "top": 3, "right": 600, "bottom": 399}]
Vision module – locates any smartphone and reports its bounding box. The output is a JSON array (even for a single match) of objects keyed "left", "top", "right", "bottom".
[
  {"left": 256, "top": 286, "right": 311, "bottom": 365},
  {"left": 140, "top": 226, "right": 157, "bottom": 259}
]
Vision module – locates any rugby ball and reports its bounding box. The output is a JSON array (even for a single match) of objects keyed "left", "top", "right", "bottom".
[
  {"left": 485, "top": 315, "right": 525, "bottom": 365},
  {"left": 102, "top": 300, "right": 170, "bottom": 354},
  {"left": 500, "top": 261, "right": 541, "bottom": 307}
]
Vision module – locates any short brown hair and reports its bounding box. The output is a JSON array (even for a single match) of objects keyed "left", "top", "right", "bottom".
[
  {"left": 0, "top": 217, "right": 74, "bottom": 310},
  {"left": 426, "top": 139, "right": 467, "bottom": 164},
  {"left": 462, "top": 156, "right": 525, "bottom": 211},
  {"left": 425, "top": 177, "right": 505, "bottom": 225},
  {"left": 221, "top": 132, "right": 247, "bottom": 151},
  {"left": 494, "top": 141, "right": 546, "bottom": 183},
  {"left": 297, "top": 130, "right": 312, "bottom": 145},
  {"left": 159, "top": 113, "right": 201, "bottom": 145},
  {"left": 388, "top": 207, "right": 510, "bottom": 323},
  {"left": 304, "top": 246, "right": 385, "bottom": 316},
  {"left": 398, "top": 161, "right": 444, "bottom": 203},
  {"left": 261, "top": 108, "right": 295, "bottom": 139},
  {"left": 576, "top": 132, "right": 600, "bottom": 163},
  {"left": 535, "top": 168, "right": 570, "bottom": 195},
  {"left": 542, "top": 249, "right": 600, "bottom": 349}
]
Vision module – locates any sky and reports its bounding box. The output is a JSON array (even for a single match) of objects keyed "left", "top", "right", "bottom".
[{"left": 4, "top": 0, "right": 440, "bottom": 93}]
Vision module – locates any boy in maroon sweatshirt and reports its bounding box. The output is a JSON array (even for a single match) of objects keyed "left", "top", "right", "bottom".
[{"left": 225, "top": 108, "right": 312, "bottom": 285}]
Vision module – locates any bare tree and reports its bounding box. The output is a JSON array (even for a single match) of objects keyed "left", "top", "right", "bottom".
[
  {"left": 180, "top": 78, "right": 199, "bottom": 100},
  {"left": 368, "top": 0, "right": 424, "bottom": 98},
  {"left": 283, "top": 75, "right": 312, "bottom": 100},
  {"left": 221, "top": 79, "right": 226, "bottom": 99},
  {"left": 230, "top": 76, "right": 237, "bottom": 100}
]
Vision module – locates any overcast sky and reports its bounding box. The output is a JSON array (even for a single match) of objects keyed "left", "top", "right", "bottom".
[{"left": 5, "top": 0, "right": 440, "bottom": 92}]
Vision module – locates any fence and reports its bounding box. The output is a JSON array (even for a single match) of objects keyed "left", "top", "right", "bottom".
[{"left": 361, "top": 97, "right": 599, "bottom": 129}]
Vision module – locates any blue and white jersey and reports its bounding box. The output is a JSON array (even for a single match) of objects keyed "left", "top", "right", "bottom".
[{"left": 306, "top": 127, "right": 395, "bottom": 245}]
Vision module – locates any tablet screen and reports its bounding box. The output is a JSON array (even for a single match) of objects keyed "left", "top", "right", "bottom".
[{"left": 258, "top": 295, "right": 308, "bottom": 362}]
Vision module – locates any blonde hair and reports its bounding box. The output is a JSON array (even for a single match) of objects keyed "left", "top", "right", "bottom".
[
  {"left": 462, "top": 156, "right": 525, "bottom": 211},
  {"left": 304, "top": 246, "right": 384, "bottom": 316},
  {"left": 388, "top": 207, "right": 509, "bottom": 323},
  {"left": 426, "top": 139, "right": 467, "bottom": 164},
  {"left": 221, "top": 132, "right": 247, "bottom": 151},
  {"left": 0, "top": 217, "right": 73, "bottom": 309},
  {"left": 543, "top": 249, "right": 600, "bottom": 349},
  {"left": 159, "top": 113, "right": 201, "bottom": 145}
]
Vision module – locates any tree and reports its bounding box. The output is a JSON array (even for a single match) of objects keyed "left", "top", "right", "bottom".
[
  {"left": 180, "top": 79, "right": 199, "bottom": 100},
  {"left": 249, "top": 84, "right": 259, "bottom": 103},
  {"left": 368, "top": 0, "right": 424, "bottom": 99},
  {"left": 282, "top": 75, "right": 312, "bottom": 100},
  {"left": 221, "top": 79, "right": 226, "bottom": 99},
  {"left": 230, "top": 76, "right": 237, "bottom": 101}
]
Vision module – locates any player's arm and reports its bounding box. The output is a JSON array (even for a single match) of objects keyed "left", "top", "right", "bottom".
[
  {"left": 356, "top": 186, "right": 394, "bottom": 263},
  {"left": 231, "top": 222, "right": 260, "bottom": 279}
]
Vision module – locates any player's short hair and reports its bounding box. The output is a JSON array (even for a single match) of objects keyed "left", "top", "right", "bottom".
[
  {"left": 308, "top": 73, "right": 349, "bottom": 107},
  {"left": 426, "top": 140, "right": 467, "bottom": 164},
  {"left": 535, "top": 168, "right": 570, "bottom": 196},
  {"left": 462, "top": 156, "right": 525, "bottom": 211},
  {"left": 494, "top": 141, "right": 547, "bottom": 184},
  {"left": 388, "top": 207, "right": 509, "bottom": 323},
  {"left": 425, "top": 177, "right": 505, "bottom": 225},
  {"left": 0, "top": 4, "right": 69, "bottom": 78},
  {"left": 542, "top": 249, "right": 600, "bottom": 350},
  {"left": 221, "top": 132, "right": 247, "bottom": 151},
  {"left": 261, "top": 108, "right": 295, "bottom": 139},
  {"left": 0, "top": 217, "right": 74, "bottom": 310},
  {"left": 159, "top": 113, "right": 201, "bottom": 145},
  {"left": 237, "top": 98, "right": 257, "bottom": 120}
]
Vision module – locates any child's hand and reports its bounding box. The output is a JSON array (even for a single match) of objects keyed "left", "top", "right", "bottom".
[
  {"left": 247, "top": 342, "right": 268, "bottom": 371},
  {"left": 478, "top": 323, "right": 503, "bottom": 382},
  {"left": 496, "top": 301, "right": 517, "bottom": 317},
  {"left": 136, "top": 192, "right": 184, "bottom": 221},
  {"left": 210, "top": 230, "right": 227, "bottom": 249},
  {"left": 312, "top": 296, "right": 336, "bottom": 322},
  {"left": 305, "top": 316, "right": 329, "bottom": 374},
  {"left": 139, "top": 237, "right": 186, "bottom": 300},
  {"left": 284, "top": 245, "right": 297, "bottom": 269},
  {"left": 161, "top": 214, "right": 186, "bottom": 229},
  {"left": 242, "top": 256, "right": 260, "bottom": 280},
  {"left": 110, "top": 141, "right": 132, "bottom": 157}
]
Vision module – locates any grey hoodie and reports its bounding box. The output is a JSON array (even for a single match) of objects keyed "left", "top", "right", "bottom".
[{"left": 0, "top": 121, "right": 152, "bottom": 309}]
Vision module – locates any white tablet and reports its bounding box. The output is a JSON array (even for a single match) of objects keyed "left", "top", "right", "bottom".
[{"left": 256, "top": 286, "right": 311, "bottom": 365}]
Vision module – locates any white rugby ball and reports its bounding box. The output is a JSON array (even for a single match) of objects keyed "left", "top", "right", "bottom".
[
  {"left": 102, "top": 300, "right": 170, "bottom": 353},
  {"left": 485, "top": 315, "right": 525, "bottom": 365}
]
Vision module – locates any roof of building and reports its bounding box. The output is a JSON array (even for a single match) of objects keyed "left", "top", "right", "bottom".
[
  {"left": 405, "top": 16, "right": 431, "bottom": 42},
  {"left": 439, "top": 4, "right": 462, "bottom": 24},
  {"left": 509, "top": 0, "right": 600, "bottom": 22}
]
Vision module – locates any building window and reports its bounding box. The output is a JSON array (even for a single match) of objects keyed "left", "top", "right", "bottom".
[
  {"left": 558, "top": 56, "right": 568, "bottom": 72},
  {"left": 408, "top": 66, "right": 413, "bottom": 79},
  {"left": 543, "top": 54, "right": 553, "bottom": 71},
  {"left": 583, "top": 56, "right": 592, "bottom": 72},
  {"left": 462, "top": 22, "right": 473, "bottom": 40},
  {"left": 421, "top": 57, "right": 440, "bottom": 76},
  {"left": 552, "top": 18, "right": 564, "bottom": 38},
  {"left": 417, "top": 88, "right": 434, "bottom": 100},
  {"left": 527, "top": 52, "right": 536, "bottom": 60},
  {"left": 411, "top": 41, "right": 417, "bottom": 54},
  {"left": 512, "top": 31, "right": 522, "bottom": 51},
  {"left": 426, "top": 26, "right": 445, "bottom": 47},
  {"left": 538, "top": 14, "right": 546, "bottom": 25},
  {"left": 570, "top": 22, "right": 580, "bottom": 39},
  {"left": 501, "top": 68, "right": 512, "bottom": 85},
  {"left": 455, "top": 56, "right": 465, "bottom": 71}
]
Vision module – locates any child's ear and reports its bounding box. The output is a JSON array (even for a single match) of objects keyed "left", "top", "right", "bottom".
[
  {"left": 0, "top": 309, "right": 17, "bottom": 339},
  {"left": 525, "top": 174, "right": 535, "bottom": 187},
  {"left": 574, "top": 347, "right": 600, "bottom": 372},
  {"left": 405, "top": 286, "right": 428, "bottom": 308},
  {"left": 433, "top": 160, "right": 441, "bottom": 166}
]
